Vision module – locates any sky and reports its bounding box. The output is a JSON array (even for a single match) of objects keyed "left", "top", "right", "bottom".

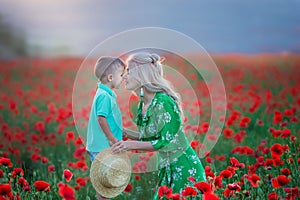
[{"left": 1, "top": 0, "right": 300, "bottom": 56}]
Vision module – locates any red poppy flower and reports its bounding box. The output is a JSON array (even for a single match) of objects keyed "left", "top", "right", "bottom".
[
  {"left": 170, "top": 193, "right": 181, "bottom": 200},
  {"left": 34, "top": 180, "right": 51, "bottom": 192},
  {"left": 247, "top": 174, "right": 260, "bottom": 187},
  {"left": 256, "top": 119, "right": 264, "bottom": 126},
  {"left": 73, "top": 147, "right": 86, "bottom": 159},
  {"left": 134, "top": 175, "right": 140, "bottom": 180},
  {"left": 286, "top": 157, "right": 294, "bottom": 164},
  {"left": 284, "top": 187, "right": 299, "bottom": 199},
  {"left": 187, "top": 176, "right": 196, "bottom": 183},
  {"left": 281, "top": 129, "right": 291, "bottom": 138},
  {"left": 268, "top": 192, "right": 278, "bottom": 200},
  {"left": 244, "top": 146, "right": 255, "bottom": 156},
  {"left": 182, "top": 186, "right": 197, "bottom": 197},
  {"left": 273, "top": 157, "right": 284, "bottom": 167},
  {"left": 17, "top": 177, "right": 28, "bottom": 187},
  {"left": 270, "top": 143, "right": 283, "bottom": 158},
  {"left": 12, "top": 168, "right": 24, "bottom": 178},
  {"left": 34, "top": 121, "right": 45, "bottom": 134},
  {"left": 283, "top": 109, "right": 293, "bottom": 116},
  {"left": 214, "top": 176, "right": 223, "bottom": 188},
  {"left": 124, "top": 184, "right": 132, "bottom": 193},
  {"left": 203, "top": 192, "right": 220, "bottom": 200},
  {"left": 230, "top": 157, "right": 244, "bottom": 169},
  {"left": 58, "top": 183, "right": 76, "bottom": 200},
  {"left": 256, "top": 156, "right": 265, "bottom": 166},
  {"left": 75, "top": 161, "right": 88, "bottom": 171},
  {"left": 280, "top": 121, "right": 288, "bottom": 128},
  {"left": 223, "top": 188, "right": 231, "bottom": 198},
  {"left": 65, "top": 131, "right": 75, "bottom": 144},
  {"left": 47, "top": 102, "right": 57, "bottom": 114},
  {"left": 273, "top": 111, "right": 282, "bottom": 124},
  {"left": 280, "top": 168, "right": 291, "bottom": 176},
  {"left": 240, "top": 117, "right": 251, "bottom": 128},
  {"left": 271, "top": 175, "right": 290, "bottom": 188},
  {"left": 75, "top": 137, "right": 84, "bottom": 145},
  {"left": 63, "top": 169, "right": 73, "bottom": 182},
  {"left": 206, "top": 171, "right": 215, "bottom": 179},
  {"left": 194, "top": 182, "right": 211, "bottom": 194},
  {"left": 9, "top": 100, "right": 16, "bottom": 110},
  {"left": 206, "top": 157, "right": 213, "bottom": 164},
  {"left": 48, "top": 165, "right": 55, "bottom": 173},
  {"left": 138, "top": 155, "right": 151, "bottom": 162},
  {"left": 223, "top": 128, "right": 234, "bottom": 139},
  {"left": 76, "top": 177, "right": 87, "bottom": 187},
  {"left": 23, "top": 185, "right": 31, "bottom": 192},
  {"left": 132, "top": 161, "right": 147, "bottom": 173},
  {"left": 201, "top": 122, "right": 209, "bottom": 133},
  {"left": 0, "top": 169, "right": 3, "bottom": 178},
  {"left": 158, "top": 185, "right": 172, "bottom": 198},
  {"left": 270, "top": 129, "right": 281, "bottom": 138},
  {"left": 0, "top": 183, "right": 11, "bottom": 196},
  {"left": 30, "top": 153, "right": 41, "bottom": 162},
  {"left": 264, "top": 158, "right": 275, "bottom": 167},
  {"left": 41, "top": 157, "right": 49, "bottom": 164},
  {"left": 228, "top": 183, "right": 241, "bottom": 191},
  {"left": 217, "top": 155, "right": 226, "bottom": 161},
  {"left": 190, "top": 140, "right": 199, "bottom": 150},
  {"left": 220, "top": 170, "right": 232, "bottom": 178},
  {"left": 74, "top": 185, "right": 80, "bottom": 191},
  {"left": 205, "top": 166, "right": 211, "bottom": 172},
  {"left": 0, "top": 157, "right": 13, "bottom": 167},
  {"left": 207, "top": 135, "right": 217, "bottom": 141}
]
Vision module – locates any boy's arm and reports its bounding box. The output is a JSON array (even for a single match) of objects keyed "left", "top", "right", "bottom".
[
  {"left": 98, "top": 116, "right": 119, "bottom": 145},
  {"left": 123, "top": 128, "right": 140, "bottom": 140}
]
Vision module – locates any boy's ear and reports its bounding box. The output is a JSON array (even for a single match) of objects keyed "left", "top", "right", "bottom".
[{"left": 107, "top": 74, "right": 113, "bottom": 82}]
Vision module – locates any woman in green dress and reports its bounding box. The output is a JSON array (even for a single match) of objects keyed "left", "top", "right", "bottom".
[{"left": 111, "top": 52, "right": 206, "bottom": 198}]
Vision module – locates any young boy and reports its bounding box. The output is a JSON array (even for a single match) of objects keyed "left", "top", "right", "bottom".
[{"left": 86, "top": 56, "right": 125, "bottom": 200}]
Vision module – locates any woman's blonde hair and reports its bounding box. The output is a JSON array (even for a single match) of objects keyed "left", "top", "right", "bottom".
[{"left": 126, "top": 52, "right": 183, "bottom": 115}]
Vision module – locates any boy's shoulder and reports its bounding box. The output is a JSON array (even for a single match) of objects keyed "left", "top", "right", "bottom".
[{"left": 94, "top": 89, "right": 111, "bottom": 100}]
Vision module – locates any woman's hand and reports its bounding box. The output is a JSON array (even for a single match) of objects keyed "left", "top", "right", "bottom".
[
  {"left": 109, "top": 137, "right": 119, "bottom": 146},
  {"left": 122, "top": 128, "right": 140, "bottom": 140},
  {"left": 111, "top": 141, "right": 134, "bottom": 154}
]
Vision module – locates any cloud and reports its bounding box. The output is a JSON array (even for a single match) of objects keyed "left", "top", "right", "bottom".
[{"left": 1, "top": 0, "right": 300, "bottom": 56}]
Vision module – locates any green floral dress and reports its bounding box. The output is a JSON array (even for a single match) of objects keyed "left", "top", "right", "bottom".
[{"left": 135, "top": 92, "right": 205, "bottom": 199}]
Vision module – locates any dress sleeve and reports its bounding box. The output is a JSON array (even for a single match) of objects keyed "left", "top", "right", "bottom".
[
  {"left": 150, "top": 97, "right": 181, "bottom": 150},
  {"left": 95, "top": 94, "right": 111, "bottom": 117}
]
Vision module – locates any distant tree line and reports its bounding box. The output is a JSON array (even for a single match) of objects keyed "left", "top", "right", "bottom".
[{"left": 0, "top": 14, "right": 28, "bottom": 59}]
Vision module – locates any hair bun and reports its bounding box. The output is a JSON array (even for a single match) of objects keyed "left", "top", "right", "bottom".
[
  {"left": 150, "top": 54, "right": 159, "bottom": 64},
  {"left": 151, "top": 54, "right": 166, "bottom": 65}
]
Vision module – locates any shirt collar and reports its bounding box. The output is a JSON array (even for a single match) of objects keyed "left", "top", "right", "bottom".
[{"left": 98, "top": 83, "right": 116, "bottom": 98}]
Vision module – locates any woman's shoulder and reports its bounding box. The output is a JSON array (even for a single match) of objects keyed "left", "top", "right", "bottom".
[
  {"left": 154, "top": 92, "right": 176, "bottom": 108},
  {"left": 156, "top": 92, "right": 174, "bottom": 100}
]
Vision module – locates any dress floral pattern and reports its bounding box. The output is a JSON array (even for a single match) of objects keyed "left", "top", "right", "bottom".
[{"left": 135, "top": 92, "right": 206, "bottom": 199}]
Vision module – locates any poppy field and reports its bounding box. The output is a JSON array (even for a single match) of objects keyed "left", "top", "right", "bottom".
[{"left": 0, "top": 54, "right": 299, "bottom": 200}]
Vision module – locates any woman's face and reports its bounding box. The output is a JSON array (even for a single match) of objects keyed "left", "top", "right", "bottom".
[{"left": 123, "top": 63, "right": 140, "bottom": 91}]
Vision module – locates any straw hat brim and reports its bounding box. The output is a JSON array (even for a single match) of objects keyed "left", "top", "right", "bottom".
[{"left": 90, "top": 148, "right": 131, "bottom": 198}]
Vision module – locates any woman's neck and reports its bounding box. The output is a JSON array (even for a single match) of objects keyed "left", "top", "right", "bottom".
[{"left": 141, "top": 88, "right": 155, "bottom": 105}]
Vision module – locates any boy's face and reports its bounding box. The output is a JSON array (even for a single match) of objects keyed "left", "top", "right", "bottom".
[{"left": 111, "top": 65, "right": 125, "bottom": 89}]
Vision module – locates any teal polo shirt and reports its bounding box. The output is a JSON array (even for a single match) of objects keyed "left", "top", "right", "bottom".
[{"left": 86, "top": 83, "right": 122, "bottom": 152}]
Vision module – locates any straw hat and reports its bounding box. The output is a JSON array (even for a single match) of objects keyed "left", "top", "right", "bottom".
[{"left": 90, "top": 148, "right": 131, "bottom": 198}]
